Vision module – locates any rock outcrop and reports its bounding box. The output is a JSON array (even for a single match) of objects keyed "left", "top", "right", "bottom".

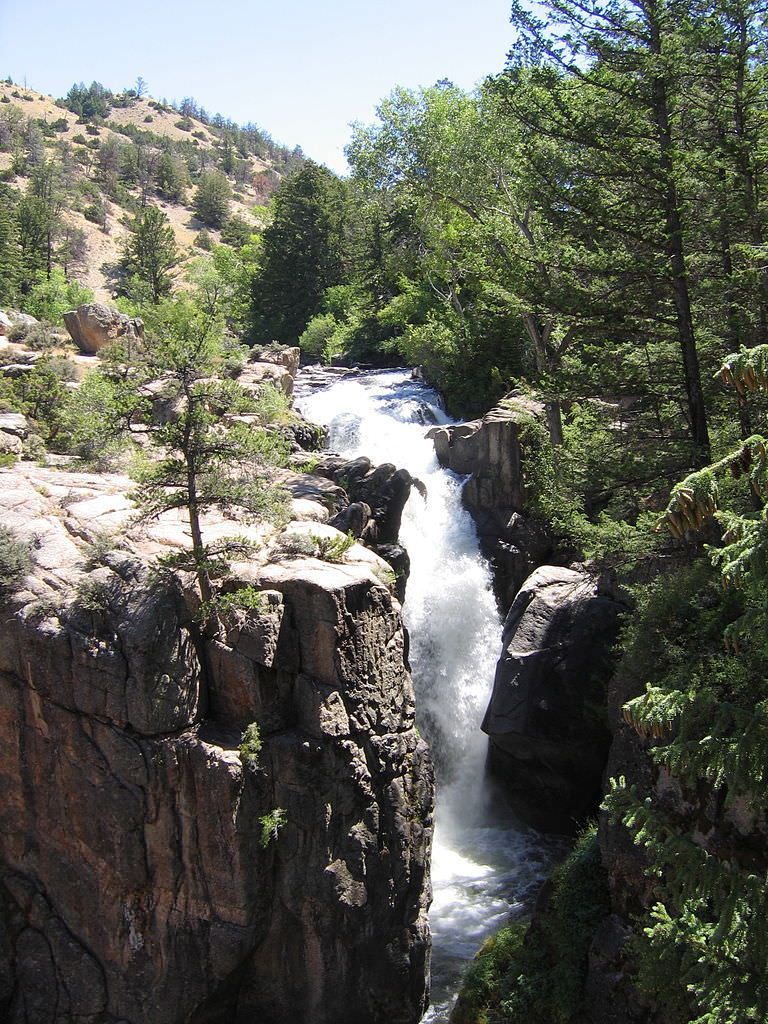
[
  {"left": 63, "top": 302, "right": 144, "bottom": 355},
  {"left": 428, "top": 394, "right": 552, "bottom": 610},
  {"left": 250, "top": 345, "right": 301, "bottom": 378},
  {"left": 482, "top": 566, "right": 624, "bottom": 832},
  {"left": 0, "top": 464, "right": 433, "bottom": 1024},
  {"left": 238, "top": 360, "right": 295, "bottom": 398}
]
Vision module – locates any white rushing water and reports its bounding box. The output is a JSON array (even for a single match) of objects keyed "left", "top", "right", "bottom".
[{"left": 296, "top": 369, "right": 562, "bottom": 1021}]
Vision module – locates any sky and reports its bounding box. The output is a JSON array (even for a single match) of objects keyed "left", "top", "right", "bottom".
[{"left": 0, "top": 0, "right": 515, "bottom": 173}]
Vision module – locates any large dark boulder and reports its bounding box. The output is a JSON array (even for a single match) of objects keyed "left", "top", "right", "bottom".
[{"left": 482, "top": 565, "right": 625, "bottom": 832}]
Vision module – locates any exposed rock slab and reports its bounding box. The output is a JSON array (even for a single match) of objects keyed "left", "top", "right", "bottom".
[{"left": 482, "top": 565, "right": 624, "bottom": 832}]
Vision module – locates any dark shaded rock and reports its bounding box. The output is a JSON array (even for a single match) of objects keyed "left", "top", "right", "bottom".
[
  {"left": 316, "top": 456, "right": 413, "bottom": 547},
  {"left": 482, "top": 565, "right": 625, "bottom": 832},
  {"left": 329, "top": 501, "right": 372, "bottom": 538},
  {"left": 372, "top": 543, "right": 411, "bottom": 603},
  {"left": 281, "top": 416, "right": 327, "bottom": 452}
]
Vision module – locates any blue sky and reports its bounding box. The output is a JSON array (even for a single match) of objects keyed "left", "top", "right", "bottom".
[{"left": 0, "top": 0, "right": 515, "bottom": 173}]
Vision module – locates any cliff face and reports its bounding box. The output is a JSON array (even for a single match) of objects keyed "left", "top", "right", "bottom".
[
  {"left": 0, "top": 465, "right": 433, "bottom": 1024},
  {"left": 427, "top": 395, "right": 552, "bottom": 612}
]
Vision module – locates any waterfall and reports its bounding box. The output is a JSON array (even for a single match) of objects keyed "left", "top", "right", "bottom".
[{"left": 296, "top": 369, "right": 561, "bottom": 1021}]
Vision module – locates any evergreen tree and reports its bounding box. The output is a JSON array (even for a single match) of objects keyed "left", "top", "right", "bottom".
[
  {"left": 251, "top": 162, "right": 346, "bottom": 342},
  {"left": 193, "top": 169, "right": 232, "bottom": 228},
  {"left": 129, "top": 300, "right": 289, "bottom": 610},
  {"left": 120, "top": 206, "right": 179, "bottom": 302},
  {"left": 0, "top": 185, "right": 19, "bottom": 307}
]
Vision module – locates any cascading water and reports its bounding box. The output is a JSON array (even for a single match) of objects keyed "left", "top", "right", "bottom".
[{"left": 296, "top": 368, "right": 562, "bottom": 1021}]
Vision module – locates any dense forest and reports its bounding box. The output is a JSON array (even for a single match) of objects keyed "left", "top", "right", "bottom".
[{"left": 2, "top": 1, "right": 768, "bottom": 1019}]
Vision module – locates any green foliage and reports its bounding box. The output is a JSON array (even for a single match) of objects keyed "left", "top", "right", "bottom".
[
  {"left": 0, "top": 525, "right": 32, "bottom": 597},
  {"left": 239, "top": 722, "right": 262, "bottom": 765},
  {"left": 250, "top": 381, "right": 292, "bottom": 424},
  {"left": 62, "top": 81, "right": 113, "bottom": 121},
  {"left": 220, "top": 213, "right": 253, "bottom": 248},
  {"left": 311, "top": 530, "right": 356, "bottom": 563},
  {"left": 128, "top": 299, "right": 290, "bottom": 609},
  {"left": 457, "top": 826, "right": 609, "bottom": 1024},
  {"left": 193, "top": 169, "right": 232, "bottom": 228},
  {"left": 251, "top": 162, "right": 346, "bottom": 343},
  {"left": 120, "top": 206, "right": 179, "bottom": 303},
  {"left": 199, "top": 584, "right": 265, "bottom": 626},
  {"left": 81, "top": 530, "right": 119, "bottom": 570},
  {"left": 259, "top": 808, "right": 286, "bottom": 848},
  {"left": 299, "top": 312, "right": 342, "bottom": 363},
  {"left": 604, "top": 392, "right": 768, "bottom": 1023},
  {"left": 72, "top": 574, "right": 114, "bottom": 614},
  {"left": 58, "top": 369, "right": 141, "bottom": 467},
  {"left": 23, "top": 268, "right": 92, "bottom": 324}
]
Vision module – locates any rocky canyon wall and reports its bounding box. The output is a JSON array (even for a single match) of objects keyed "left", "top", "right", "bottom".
[{"left": 0, "top": 464, "right": 433, "bottom": 1024}]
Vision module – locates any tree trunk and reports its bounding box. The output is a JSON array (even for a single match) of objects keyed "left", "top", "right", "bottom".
[{"left": 648, "top": 15, "right": 711, "bottom": 463}]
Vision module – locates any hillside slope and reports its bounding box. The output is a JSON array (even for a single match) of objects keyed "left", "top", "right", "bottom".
[{"left": 0, "top": 80, "right": 303, "bottom": 301}]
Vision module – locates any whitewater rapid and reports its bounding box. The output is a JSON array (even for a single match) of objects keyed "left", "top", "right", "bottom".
[{"left": 296, "top": 369, "right": 561, "bottom": 1021}]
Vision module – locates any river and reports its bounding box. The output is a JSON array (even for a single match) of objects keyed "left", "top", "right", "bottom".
[{"left": 296, "top": 368, "right": 562, "bottom": 1022}]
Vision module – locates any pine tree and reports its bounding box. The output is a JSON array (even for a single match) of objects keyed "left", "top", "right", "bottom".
[
  {"left": 192, "top": 169, "right": 232, "bottom": 228},
  {"left": 506, "top": 0, "right": 714, "bottom": 461},
  {"left": 120, "top": 206, "right": 179, "bottom": 302},
  {"left": 0, "top": 184, "right": 20, "bottom": 307},
  {"left": 251, "top": 162, "right": 346, "bottom": 342}
]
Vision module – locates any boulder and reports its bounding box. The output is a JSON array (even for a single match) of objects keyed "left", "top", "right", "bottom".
[
  {"left": 8, "top": 312, "right": 39, "bottom": 330},
  {"left": 0, "top": 311, "right": 12, "bottom": 336},
  {"left": 250, "top": 344, "right": 301, "bottom": 377},
  {"left": 0, "top": 413, "right": 29, "bottom": 440},
  {"left": 63, "top": 302, "right": 144, "bottom": 355},
  {"left": 316, "top": 456, "right": 413, "bottom": 547},
  {"left": 482, "top": 565, "right": 625, "bottom": 831},
  {"left": 238, "top": 360, "right": 294, "bottom": 398},
  {"left": 0, "top": 431, "right": 21, "bottom": 456}
]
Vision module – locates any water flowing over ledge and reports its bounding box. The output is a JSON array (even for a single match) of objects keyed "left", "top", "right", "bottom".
[{"left": 296, "top": 368, "right": 562, "bottom": 1020}]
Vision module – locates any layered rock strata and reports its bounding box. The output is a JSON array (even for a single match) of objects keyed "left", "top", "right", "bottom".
[{"left": 427, "top": 395, "right": 552, "bottom": 610}]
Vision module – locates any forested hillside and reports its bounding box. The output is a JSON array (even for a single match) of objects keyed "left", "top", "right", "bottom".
[{"left": 0, "top": 77, "right": 303, "bottom": 306}]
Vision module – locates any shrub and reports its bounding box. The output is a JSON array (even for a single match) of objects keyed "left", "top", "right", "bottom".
[
  {"left": 193, "top": 169, "right": 232, "bottom": 228},
  {"left": 23, "top": 269, "right": 93, "bottom": 325},
  {"left": 239, "top": 722, "right": 262, "bottom": 765},
  {"left": 259, "top": 808, "right": 286, "bottom": 847},
  {"left": 22, "top": 323, "right": 61, "bottom": 352},
  {"left": 312, "top": 531, "right": 356, "bottom": 563},
  {"left": 220, "top": 214, "right": 253, "bottom": 248},
  {"left": 298, "top": 310, "right": 353, "bottom": 365},
  {"left": 6, "top": 322, "right": 27, "bottom": 343},
  {"left": 194, "top": 228, "right": 214, "bottom": 251},
  {"left": 72, "top": 574, "right": 113, "bottom": 613},
  {"left": 251, "top": 382, "right": 292, "bottom": 424},
  {"left": 0, "top": 526, "right": 32, "bottom": 597},
  {"left": 81, "top": 530, "right": 120, "bottom": 570}
]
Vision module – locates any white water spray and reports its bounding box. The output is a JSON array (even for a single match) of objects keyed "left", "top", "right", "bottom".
[{"left": 296, "top": 369, "right": 561, "bottom": 1021}]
